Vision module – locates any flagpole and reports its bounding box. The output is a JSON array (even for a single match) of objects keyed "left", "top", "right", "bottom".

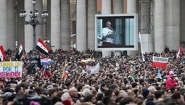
[
  {"left": 33, "top": 25, "right": 36, "bottom": 51},
  {"left": 139, "top": 32, "right": 145, "bottom": 62}
]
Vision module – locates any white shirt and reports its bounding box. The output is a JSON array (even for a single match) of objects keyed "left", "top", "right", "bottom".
[{"left": 101, "top": 27, "right": 114, "bottom": 43}]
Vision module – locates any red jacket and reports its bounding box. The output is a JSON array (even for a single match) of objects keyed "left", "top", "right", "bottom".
[{"left": 165, "top": 78, "right": 177, "bottom": 90}]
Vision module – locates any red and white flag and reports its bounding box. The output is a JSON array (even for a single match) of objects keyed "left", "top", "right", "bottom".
[
  {"left": 177, "top": 45, "right": 182, "bottom": 58},
  {"left": 152, "top": 56, "right": 168, "bottom": 68},
  {"left": 18, "top": 43, "right": 24, "bottom": 59},
  {"left": 0, "top": 46, "right": 6, "bottom": 61},
  {"left": 36, "top": 38, "right": 50, "bottom": 55}
]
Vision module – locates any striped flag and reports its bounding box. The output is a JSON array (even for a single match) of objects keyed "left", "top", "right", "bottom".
[
  {"left": 40, "top": 58, "right": 54, "bottom": 65},
  {"left": 0, "top": 46, "right": 6, "bottom": 61},
  {"left": 43, "top": 66, "right": 52, "bottom": 78},
  {"left": 18, "top": 43, "right": 24, "bottom": 60},
  {"left": 36, "top": 38, "right": 50, "bottom": 55},
  {"left": 62, "top": 60, "right": 68, "bottom": 79},
  {"left": 177, "top": 45, "right": 182, "bottom": 58}
]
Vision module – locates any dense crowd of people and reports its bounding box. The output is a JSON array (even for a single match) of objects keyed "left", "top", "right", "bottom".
[{"left": 1, "top": 48, "right": 185, "bottom": 105}]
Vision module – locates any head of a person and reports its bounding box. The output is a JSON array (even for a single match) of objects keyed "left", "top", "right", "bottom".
[
  {"left": 104, "top": 90, "right": 116, "bottom": 102},
  {"left": 49, "top": 88, "right": 58, "bottom": 98},
  {"left": 15, "top": 85, "right": 24, "bottom": 95},
  {"left": 61, "top": 92, "right": 71, "bottom": 101},
  {"left": 142, "top": 89, "right": 151, "bottom": 99},
  {"left": 127, "top": 91, "right": 135, "bottom": 99},
  {"left": 148, "top": 86, "right": 157, "bottom": 94},
  {"left": 84, "top": 94, "right": 96, "bottom": 103},
  {"left": 119, "top": 90, "right": 128, "bottom": 99},
  {"left": 119, "top": 97, "right": 134, "bottom": 105},
  {"left": 154, "top": 90, "right": 164, "bottom": 100},
  {"left": 68, "top": 87, "right": 78, "bottom": 98},
  {"left": 171, "top": 92, "right": 184, "bottom": 104},
  {"left": 110, "top": 84, "right": 119, "bottom": 93},
  {"left": 106, "top": 21, "right": 111, "bottom": 28},
  {"left": 96, "top": 93, "right": 104, "bottom": 101},
  {"left": 100, "top": 83, "right": 108, "bottom": 92},
  {"left": 82, "top": 88, "right": 92, "bottom": 97}
]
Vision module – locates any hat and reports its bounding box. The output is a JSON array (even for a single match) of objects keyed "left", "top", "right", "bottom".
[
  {"left": 142, "top": 89, "right": 150, "bottom": 99},
  {"left": 30, "top": 101, "right": 40, "bottom": 105},
  {"left": 62, "top": 99, "right": 71, "bottom": 105},
  {"left": 170, "top": 74, "right": 177, "bottom": 78}
]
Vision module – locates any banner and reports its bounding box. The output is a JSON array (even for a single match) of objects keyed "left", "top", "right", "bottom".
[
  {"left": 81, "top": 58, "right": 94, "bottom": 65},
  {"left": 0, "top": 61, "right": 23, "bottom": 78},
  {"left": 152, "top": 56, "right": 168, "bottom": 68},
  {"left": 86, "top": 63, "right": 100, "bottom": 74}
]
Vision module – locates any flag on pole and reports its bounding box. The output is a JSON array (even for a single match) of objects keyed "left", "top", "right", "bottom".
[
  {"left": 18, "top": 43, "right": 24, "bottom": 60},
  {"left": 43, "top": 66, "right": 52, "bottom": 78},
  {"left": 177, "top": 45, "right": 182, "bottom": 58},
  {"left": 0, "top": 46, "right": 6, "bottom": 61},
  {"left": 62, "top": 60, "right": 68, "bottom": 79},
  {"left": 139, "top": 32, "right": 145, "bottom": 61},
  {"left": 40, "top": 58, "right": 54, "bottom": 65},
  {"left": 81, "top": 58, "right": 94, "bottom": 65},
  {"left": 36, "top": 38, "right": 50, "bottom": 55},
  {"left": 160, "top": 53, "right": 162, "bottom": 57}
]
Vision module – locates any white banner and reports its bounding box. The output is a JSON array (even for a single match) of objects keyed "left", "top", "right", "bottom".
[
  {"left": 0, "top": 61, "right": 23, "bottom": 78},
  {"left": 153, "top": 56, "right": 168, "bottom": 62},
  {"left": 86, "top": 63, "right": 100, "bottom": 74}
]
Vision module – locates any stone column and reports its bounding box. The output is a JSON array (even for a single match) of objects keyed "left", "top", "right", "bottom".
[
  {"left": 114, "top": 0, "right": 123, "bottom": 14},
  {"left": 7, "top": 0, "right": 15, "bottom": 49},
  {"left": 0, "top": 0, "right": 7, "bottom": 49},
  {"left": 101, "top": 0, "right": 112, "bottom": 57},
  {"left": 61, "top": 0, "right": 70, "bottom": 50},
  {"left": 180, "top": 0, "right": 185, "bottom": 43},
  {"left": 76, "top": 0, "right": 86, "bottom": 51},
  {"left": 87, "top": 0, "right": 96, "bottom": 50},
  {"left": 127, "top": 0, "right": 138, "bottom": 55},
  {"left": 47, "top": 0, "right": 51, "bottom": 41},
  {"left": 17, "top": 0, "right": 25, "bottom": 47},
  {"left": 140, "top": 2, "right": 150, "bottom": 34},
  {"left": 50, "top": 0, "right": 61, "bottom": 50},
  {"left": 102, "top": 0, "right": 111, "bottom": 14},
  {"left": 127, "top": 0, "right": 137, "bottom": 13},
  {"left": 164, "top": 0, "right": 180, "bottom": 50},
  {"left": 35, "top": 0, "right": 43, "bottom": 40},
  {"left": 25, "top": 0, "right": 34, "bottom": 51},
  {"left": 154, "top": 0, "right": 164, "bottom": 53}
]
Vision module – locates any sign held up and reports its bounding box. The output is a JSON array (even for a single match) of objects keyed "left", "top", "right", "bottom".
[{"left": 0, "top": 61, "right": 23, "bottom": 78}]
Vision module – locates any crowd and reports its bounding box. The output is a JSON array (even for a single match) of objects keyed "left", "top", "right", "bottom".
[{"left": 0, "top": 48, "right": 185, "bottom": 105}]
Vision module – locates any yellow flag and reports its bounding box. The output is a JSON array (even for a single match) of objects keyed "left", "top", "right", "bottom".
[
  {"left": 160, "top": 54, "right": 162, "bottom": 57},
  {"left": 61, "top": 60, "right": 68, "bottom": 79}
]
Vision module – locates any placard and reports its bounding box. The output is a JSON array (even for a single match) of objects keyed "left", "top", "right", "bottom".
[{"left": 0, "top": 61, "right": 23, "bottom": 78}]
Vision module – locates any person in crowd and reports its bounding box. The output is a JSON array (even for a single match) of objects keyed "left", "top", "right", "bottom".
[
  {"left": 100, "top": 21, "right": 116, "bottom": 44},
  {"left": 0, "top": 48, "right": 185, "bottom": 105},
  {"left": 171, "top": 92, "right": 185, "bottom": 104},
  {"left": 165, "top": 74, "right": 178, "bottom": 90}
]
